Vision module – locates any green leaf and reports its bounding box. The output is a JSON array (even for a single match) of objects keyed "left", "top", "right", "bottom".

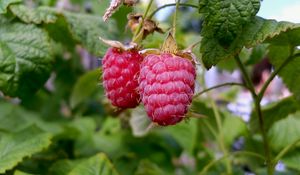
[
  {"left": 163, "top": 118, "right": 198, "bottom": 155},
  {"left": 238, "top": 17, "right": 300, "bottom": 47},
  {"left": 9, "top": 4, "right": 57, "bottom": 24},
  {"left": 68, "top": 118, "right": 97, "bottom": 156},
  {"left": 45, "top": 14, "right": 76, "bottom": 49},
  {"left": 199, "top": 0, "right": 260, "bottom": 44},
  {"left": 50, "top": 153, "right": 119, "bottom": 175},
  {"left": 268, "top": 45, "right": 300, "bottom": 101},
  {"left": 90, "top": 118, "right": 125, "bottom": 158},
  {"left": 14, "top": 170, "right": 34, "bottom": 175},
  {"left": 0, "top": 0, "right": 21, "bottom": 14},
  {"left": 222, "top": 114, "right": 247, "bottom": 147},
  {"left": 200, "top": 16, "right": 300, "bottom": 69},
  {"left": 141, "top": 32, "right": 165, "bottom": 50},
  {"left": 282, "top": 151, "right": 300, "bottom": 171},
  {"left": 70, "top": 69, "right": 102, "bottom": 108},
  {"left": 9, "top": 5, "right": 118, "bottom": 56},
  {"left": 268, "top": 112, "right": 300, "bottom": 151},
  {"left": 191, "top": 99, "right": 222, "bottom": 131},
  {"left": 69, "top": 153, "right": 119, "bottom": 175},
  {"left": 200, "top": 28, "right": 235, "bottom": 69},
  {"left": 130, "top": 107, "right": 152, "bottom": 137},
  {"left": 199, "top": 0, "right": 262, "bottom": 68},
  {"left": 63, "top": 12, "right": 117, "bottom": 56},
  {"left": 245, "top": 44, "right": 268, "bottom": 65},
  {"left": 0, "top": 101, "right": 63, "bottom": 134},
  {"left": 49, "top": 159, "right": 83, "bottom": 175},
  {"left": 0, "top": 17, "right": 53, "bottom": 98},
  {"left": 250, "top": 97, "right": 300, "bottom": 133},
  {"left": 134, "top": 160, "right": 166, "bottom": 175},
  {"left": 71, "top": 117, "right": 125, "bottom": 158},
  {"left": 0, "top": 125, "right": 52, "bottom": 173}
]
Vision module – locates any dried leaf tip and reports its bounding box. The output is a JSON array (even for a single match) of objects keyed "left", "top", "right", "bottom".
[
  {"left": 103, "top": 0, "right": 123, "bottom": 22},
  {"left": 99, "top": 37, "right": 137, "bottom": 50}
]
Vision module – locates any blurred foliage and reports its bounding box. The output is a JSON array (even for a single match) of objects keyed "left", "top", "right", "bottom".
[{"left": 1, "top": 0, "right": 300, "bottom": 175}]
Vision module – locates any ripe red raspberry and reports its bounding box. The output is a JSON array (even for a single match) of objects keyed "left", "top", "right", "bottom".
[
  {"left": 139, "top": 53, "right": 196, "bottom": 126},
  {"left": 102, "top": 47, "right": 142, "bottom": 108}
]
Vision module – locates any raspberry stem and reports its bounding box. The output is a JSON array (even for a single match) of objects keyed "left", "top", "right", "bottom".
[
  {"left": 172, "top": 0, "right": 180, "bottom": 38},
  {"left": 199, "top": 65, "right": 233, "bottom": 175},
  {"left": 132, "top": 0, "right": 154, "bottom": 43},
  {"left": 193, "top": 82, "right": 247, "bottom": 99},
  {"left": 148, "top": 3, "right": 198, "bottom": 19},
  {"left": 234, "top": 55, "right": 273, "bottom": 175}
]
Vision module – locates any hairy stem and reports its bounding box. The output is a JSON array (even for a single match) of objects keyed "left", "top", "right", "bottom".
[{"left": 148, "top": 3, "right": 198, "bottom": 19}]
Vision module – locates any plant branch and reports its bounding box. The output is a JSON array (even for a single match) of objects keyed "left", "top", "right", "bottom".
[
  {"left": 172, "top": 0, "right": 180, "bottom": 37},
  {"left": 257, "top": 52, "right": 300, "bottom": 101},
  {"left": 148, "top": 3, "right": 198, "bottom": 19},
  {"left": 234, "top": 55, "right": 273, "bottom": 175},
  {"left": 234, "top": 55, "right": 256, "bottom": 97},
  {"left": 193, "top": 82, "right": 247, "bottom": 99},
  {"left": 255, "top": 99, "right": 274, "bottom": 174},
  {"left": 132, "top": 0, "right": 154, "bottom": 42}
]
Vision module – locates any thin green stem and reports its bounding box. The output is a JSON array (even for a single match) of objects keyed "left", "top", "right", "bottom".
[
  {"left": 255, "top": 99, "right": 274, "bottom": 174},
  {"left": 202, "top": 119, "right": 218, "bottom": 139},
  {"left": 132, "top": 0, "right": 154, "bottom": 43},
  {"left": 193, "top": 82, "right": 247, "bottom": 99},
  {"left": 234, "top": 55, "right": 256, "bottom": 97},
  {"left": 234, "top": 55, "right": 273, "bottom": 175},
  {"left": 210, "top": 98, "right": 232, "bottom": 174},
  {"left": 199, "top": 64, "right": 232, "bottom": 175},
  {"left": 148, "top": 3, "right": 198, "bottom": 19},
  {"left": 274, "top": 139, "right": 300, "bottom": 162},
  {"left": 172, "top": 0, "right": 180, "bottom": 37},
  {"left": 199, "top": 151, "right": 265, "bottom": 175},
  {"left": 257, "top": 53, "right": 300, "bottom": 101},
  {"left": 199, "top": 155, "right": 228, "bottom": 175},
  {"left": 234, "top": 151, "right": 265, "bottom": 160}
]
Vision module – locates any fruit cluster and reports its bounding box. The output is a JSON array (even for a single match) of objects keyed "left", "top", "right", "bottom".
[{"left": 102, "top": 43, "right": 196, "bottom": 126}]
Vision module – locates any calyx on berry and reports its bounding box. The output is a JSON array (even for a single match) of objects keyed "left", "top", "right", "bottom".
[{"left": 139, "top": 33, "right": 197, "bottom": 63}]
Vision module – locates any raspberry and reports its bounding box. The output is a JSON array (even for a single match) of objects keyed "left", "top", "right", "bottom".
[
  {"left": 102, "top": 47, "right": 142, "bottom": 108},
  {"left": 139, "top": 53, "right": 196, "bottom": 126}
]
